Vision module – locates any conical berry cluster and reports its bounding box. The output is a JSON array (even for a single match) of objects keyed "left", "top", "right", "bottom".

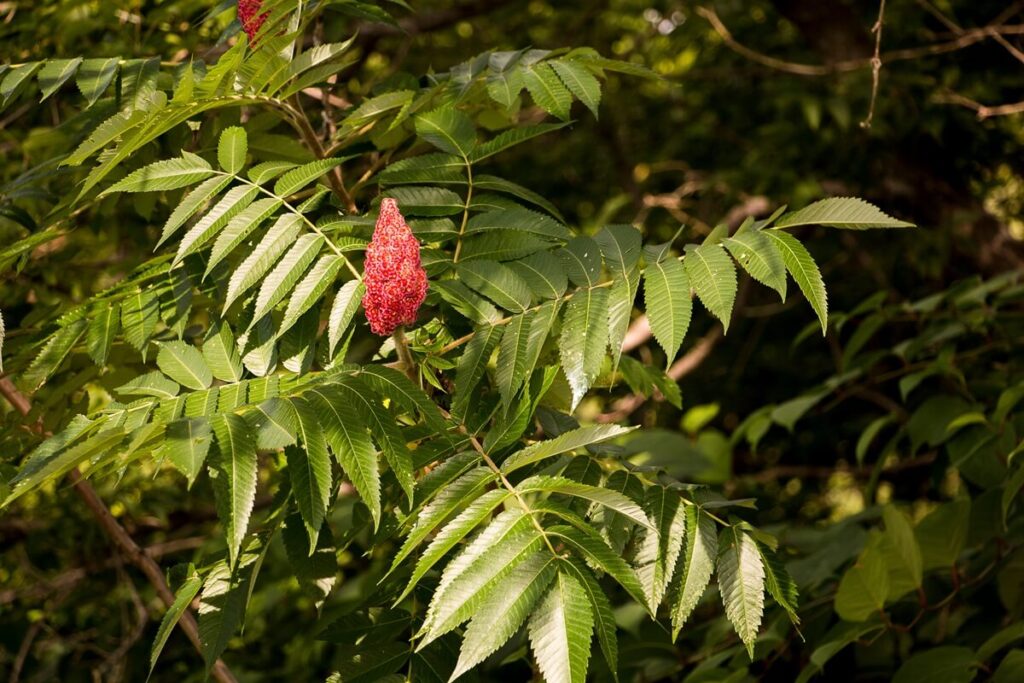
[
  {"left": 238, "top": 0, "right": 268, "bottom": 42},
  {"left": 362, "top": 198, "right": 428, "bottom": 336}
]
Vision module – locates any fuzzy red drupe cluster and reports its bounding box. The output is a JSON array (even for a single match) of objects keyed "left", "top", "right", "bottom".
[
  {"left": 362, "top": 198, "right": 428, "bottom": 336},
  {"left": 238, "top": 0, "right": 268, "bottom": 42}
]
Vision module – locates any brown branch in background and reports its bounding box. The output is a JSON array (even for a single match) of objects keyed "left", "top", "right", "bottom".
[
  {"left": 8, "top": 621, "right": 41, "bottom": 683},
  {"left": 287, "top": 95, "right": 357, "bottom": 213},
  {"left": 0, "top": 378, "right": 238, "bottom": 683},
  {"left": 746, "top": 451, "right": 936, "bottom": 484},
  {"left": 861, "top": 0, "right": 887, "bottom": 128},
  {"left": 597, "top": 327, "right": 723, "bottom": 423},
  {"left": 935, "top": 90, "right": 1024, "bottom": 119},
  {"left": 697, "top": 6, "right": 1024, "bottom": 77}
]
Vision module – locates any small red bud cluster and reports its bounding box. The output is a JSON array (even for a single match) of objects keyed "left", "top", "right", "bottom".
[
  {"left": 238, "top": 0, "right": 268, "bottom": 42},
  {"left": 362, "top": 199, "right": 428, "bottom": 336}
]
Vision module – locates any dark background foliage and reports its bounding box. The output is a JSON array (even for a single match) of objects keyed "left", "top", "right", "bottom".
[{"left": 1, "top": 1, "right": 1022, "bottom": 681}]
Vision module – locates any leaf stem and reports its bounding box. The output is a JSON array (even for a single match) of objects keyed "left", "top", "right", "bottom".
[
  {"left": 287, "top": 94, "right": 358, "bottom": 213},
  {"left": 439, "top": 407, "right": 561, "bottom": 557},
  {"left": 392, "top": 327, "right": 418, "bottom": 382},
  {"left": 451, "top": 159, "right": 473, "bottom": 263}
]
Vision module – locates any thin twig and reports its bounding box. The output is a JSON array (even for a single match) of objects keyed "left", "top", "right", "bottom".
[
  {"left": 8, "top": 621, "right": 41, "bottom": 683},
  {"left": 861, "top": 0, "right": 887, "bottom": 128},
  {"left": 697, "top": 6, "right": 1024, "bottom": 77},
  {"left": 287, "top": 95, "right": 358, "bottom": 213},
  {"left": 441, "top": 408, "right": 562, "bottom": 557}
]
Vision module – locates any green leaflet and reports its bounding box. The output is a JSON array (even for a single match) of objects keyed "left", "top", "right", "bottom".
[
  {"left": 551, "top": 59, "right": 602, "bottom": 117},
  {"left": 718, "top": 527, "right": 765, "bottom": 659},
  {"left": 37, "top": 57, "right": 83, "bottom": 100},
  {"left": 597, "top": 225, "right": 642, "bottom": 370},
  {"left": 197, "top": 542, "right": 261, "bottom": 671},
  {"left": 157, "top": 340, "right": 213, "bottom": 390},
  {"left": 723, "top": 230, "right": 787, "bottom": 301},
  {"left": 502, "top": 424, "right": 634, "bottom": 474},
  {"left": 452, "top": 553, "right": 558, "bottom": 681},
  {"left": 308, "top": 386, "right": 381, "bottom": 527},
  {"left": 457, "top": 259, "right": 533, "bottom": 312},
  {"left": 248, "top": 396, "right": 298, "bottom": 451},
  {"left": 102, "top": 152, "right": 215, "bottom": 195},
  {"left": 671, "top": 505, "right": 718, "bottom": 638},
  {"left": 218, "top": 126, "right": 247, "bottom": 174},
  {"left": 251, "top": 233, "right": 324, "bottom": 324},
  {"left": 20, "top": 318, "right": 87, "bottom": 391},
  {"left": 224, "top": 211, "right": 303, "bottom": 310},
  {"left": 559, "top": 557, "right": 619, "bottom": 678},
  {"left": 773, "top": 197, "right": 914, "bottom": 230},
  {"left": 384, "top": 186, "right": 464, "bottom": 216},
  {"left": 1, "top": 63, "right": 42, "bottom": 107},
  {"left": 327, "top": 279, "right": 365, "bottom": 359},
  {"left": 684, "top": 243, "right": 737, "bottom": 331},
  {"left": 356, "top": 365, "right": 449, "bottom": 433},
  {"left": 763, "top": 230, "right": 828, "bottom": 334},
  {"left": 202, "top": 321, "right": 244, "bottom": 383},
  {"left": 159, "top": 175, "right": 234, "bottom": 249},
  {"left": 161, "top": 417, "right": 213, "bottom": 488},
  {"left": 466, "top": 207, "right": 571, "bottom": 241},
  {"left": 759, "top": 544, "right": 800, "bottom": 625},
  {"left": 635, "top": 486, "right": 687, "bottom": 609},
  {"left": 544, "top": 524, "right": 649, "bottom": 610},
  {"left": 470, "top": 122, "right": 570, "bottom": 162},
  {"left": 509, "top": 250, "right": 569, "bottom": 300},
  {"left": 495, "top": 310, "right": 534, "bottom": 408},
  {"left": 389, "top": 467, "right": 496, "bottom": 577},
  {"left": 486, "top": 65, "right": 525, "bottom": 109},
  {"left": 415, "top": 107, "right": 477, "bottom": 157},
  {"left": 559, "top": 287, "right": 609, "bottom": 411},
  {"left": 5, "top": 424, "right": 125, "bottom": 506},
  {"left": 528, "top": 570, "right": 595, "bottom": 683},
  {"left": 397, "top": 489, "right": 513, "bottom": 606},
  {"left": 149, "top": 567, "right": 202, "bottom": 680},
  {"left": 279, "top": 255, "right": 343, "bottom": 338},
  {"left": 434, "top": 281, "right": 500, "bottom": 326},
  {"left": 644, "top": 256, "right": 692, "bottom": 366},
  {"left": 473, "top": 175, "right": 564, "bottom": 221},
  {"left": 377, "top": 153, "right": 465, "bottom": 185},
  {"left": 451, "top": 324, "right": 503, "bottom": 421},
  {"left": 122, "top": 289, "right": 160, "bottom": 356},
  {"left": 419, "top": 510, "right": 541, "bottom": 647},
  {"left": 210, "top": 413, "right": 259, "bottom": 568},
  {"left": 523, "top": 62, "right": 572, "bottom": 120},
  {"left": 288, "top": 396, "right": 332, "bottom": 549},
  {"left": 76, "top": 57, "right": 120, "bottom": 106},
  {"left": 116, "top": 371, "right": 180, "bottom": 399},
  {"left": 519, "top": 475, "right": 652, "bottom": 530},
  {"left": 176, "top": 185, "right": 261, "bottom": 265},
  {"left": 336, "top": 379, "right": 414, "bottom": 503},
  {"left": 86, "top": 304, "right": 120, "bottom": 366},
  {"left": 560, "top": 236, "right": 602, "bottom": 287},
  {"left": 274, "top": 158, "right": 347, "bottom": 196}
]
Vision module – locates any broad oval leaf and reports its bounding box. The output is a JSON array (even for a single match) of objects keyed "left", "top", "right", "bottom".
[
  {"left": 218, "top": 126, "right": 247, "bottom": 174},
  {"left": 157, "top": 340, "right": 213, "bottom": 390}
]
